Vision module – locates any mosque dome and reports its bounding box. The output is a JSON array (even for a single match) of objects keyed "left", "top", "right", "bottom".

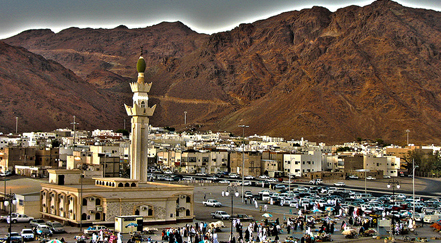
[{"left": 136, "top": 56, "right": 146, "bottom": 73}]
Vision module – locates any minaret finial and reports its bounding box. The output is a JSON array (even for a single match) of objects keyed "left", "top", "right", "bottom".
[{"left": 140, "top": 46, "right": 143, "bottom": 56}]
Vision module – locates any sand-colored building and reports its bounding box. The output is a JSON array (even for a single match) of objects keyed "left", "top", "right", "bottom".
[{"left": 41, "top": 169, "right": 194, "bottom": 226}]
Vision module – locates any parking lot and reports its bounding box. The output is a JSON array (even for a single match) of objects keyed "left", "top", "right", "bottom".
[{"left": 1, "top": 176, "right": 441, "bottom": 242}]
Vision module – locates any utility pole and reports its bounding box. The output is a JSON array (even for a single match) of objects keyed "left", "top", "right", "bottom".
[{"left": 15, "top": 117, "right": 18, "bottom": 134}]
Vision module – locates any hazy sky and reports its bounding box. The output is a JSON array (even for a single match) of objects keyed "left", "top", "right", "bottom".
[{"left": 1, "top": 0, "right": 440, "bottom": 40}]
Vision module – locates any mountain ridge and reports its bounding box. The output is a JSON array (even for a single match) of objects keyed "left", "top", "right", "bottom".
[{"left": 2, "top": 0, "right": 441, "bottom": 145}]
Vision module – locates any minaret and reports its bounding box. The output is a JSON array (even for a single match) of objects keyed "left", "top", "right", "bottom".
[{"left": 125, "top": 51, "right": 156, "bottom": 182}]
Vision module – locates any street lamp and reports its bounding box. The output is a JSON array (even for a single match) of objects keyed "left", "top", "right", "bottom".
[
  {"left": 387, "top": 178, "right": 400, "bottom": 236},
  {"left": 356, "top": 169, "right": 370, "bottom": 194},
  {"left": 413, "top": 159, "right": 419, "bottom": 222},
  {"left": 224, "top": 185, "right": 239, "bottom": 243},
  {"left": 4, "top": 191, "right": 16, "bottom": 243},
  {"left": 238, "top": 125, "right": 248, "bottom": 203},
  {"left": 184, "top": 111, "right": 187, "bottom": 125}
]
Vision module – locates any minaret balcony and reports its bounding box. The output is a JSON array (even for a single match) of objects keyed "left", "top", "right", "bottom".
[
  {"left": 125, "top": 104, "right": 156, "bottom": 117},
  {"left": 130, "top": 82, "right": 152, "bottom": 93}
]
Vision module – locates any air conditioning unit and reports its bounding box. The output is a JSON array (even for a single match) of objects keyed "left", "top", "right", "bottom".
[
  {"left": 89, "top": 197, "right": 95, "bottom": 201},
  {"left": 142, "top": 206, "right": 148, "bottom": 211},
  {"left": 96, "top": 206, "right": 103, "bottom": 211},
  {"left": 180, "top": 195, "right": 186, "bottom": 199}
]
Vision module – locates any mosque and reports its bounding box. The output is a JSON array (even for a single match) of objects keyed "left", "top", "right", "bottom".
[{"left": 40, "top": 53, "right": 194, "bottom": 226}]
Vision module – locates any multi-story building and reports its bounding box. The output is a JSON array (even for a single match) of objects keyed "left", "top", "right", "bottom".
[
  {"left": 0, "top": 146, "right": 37, "bottom": 173},
  {"left": 283, "top": 150, "right": 322, "bottom": 177},
  {"left": 230, "top": 151, "right": 262, "bottom": 177}
]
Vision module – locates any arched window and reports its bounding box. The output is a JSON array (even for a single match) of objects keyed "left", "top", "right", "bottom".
[
  {"left": 118, "top": 183, "right": 123, "bottom": 187},
  {"left": 95, "top": 213, "right": 101, "bottom": 220},
  {"left": 82, "top": 198, "right": 87, "bottom": 206},
  {"left": 125, "top": 182, "right": 130, "bottom": 187},
  {"left": 186, "top": 209, "right": 190, "bottom": 216},
  {"left": 148, "top": 208, "right": 153, "bottom": 216},
  {"left": 186, "top": 196, "right": 191, "bottom": 203},
  {"left": 103, "top": 213, "right": 106, "bottom": 221},
  {"left": 135, "top": 209, "right": 140, "bottom": 215},
  {"left": 96, "top": 198, "right": 101, "bottom": 205},
  {"left": 82, "top": 213, "right": 87, "bottom": 220},
  {"left": 131, "top": 182, "right": 136, "bottom": 187},
  {"left": 141, "top": 101, "right": 146, "bottom": 108}
]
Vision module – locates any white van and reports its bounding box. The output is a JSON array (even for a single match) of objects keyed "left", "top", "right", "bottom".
[{"left": 423, "top": 214, "right": 441, "bottom": 223}]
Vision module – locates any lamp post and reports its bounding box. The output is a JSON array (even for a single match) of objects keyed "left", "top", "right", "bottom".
[
  {"left": 184, "top": 111, "right": 187, "bottom": 125},
  {"left": 356, "top": 169, "right": 370, "bottom": 194},
  {"left": 413, "top": 159, "right": 419, "bottom": 222},
  {"left": 225, "top": 185, "right": 239, "bottom": 243},
  {"left": 387, "top": 178, "right": 400, "bottom": 237},
  {"left": 4, "top": 191, "right": 16, "bottom": 243},
  {"left": 238, "top": 125, "right": 248, "bottom": 203},
  {"left": 71, "top": 115, "right": 79, "bottom": 146}
]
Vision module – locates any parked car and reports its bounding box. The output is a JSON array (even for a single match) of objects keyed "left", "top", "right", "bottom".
[
  {"left": 229, "top": 173, "right": 240, "bottom": 178},
  {"left": 35, "top": 224, "right": 53, "bottom": 236},
  {"left": 203, "top": 199, "right": 222, "bottom": 207},
  {"left": 383, "top": 175, "right": 391, "bottom": 179},
  {"left": 232, "top": 214, "right": 254, "bottom": 221},
  {"left": 348, "top": 175, "right": 359, "bottom": 179},
  {"left": 20, "top": 229, "right": 34, "bottom": 241},
  {"left": 45, "top": 221, "right": 66, "bottom": 234},
  {"left": 309, "top": 179, "right": 323, "bottom": 185},
  {"left": 10, "top": 214, "right": 34, "bottom": 223},
  {"left": 259, "top": 175, "right": 269, "bottom": 179},
  {"left": 84, "top": 225, "right": 107, "bottom": 235},
  {"left": 29, "top": 219, "right": 46, "bottom": 227},
  {"left": 334, "top": 182, "right": 346, "bottom": 187},
  {"left": 211, "top": 211, "right": 230, "bottom": 220},
  {"left": 244, "top": 175, "right": 255, "bottom": 180},
  {"left": 219, "top": 180, "right": 230, "bottom": 184},
  {"left": 366, "top": 176, "right": 376, "bottom": 180}
]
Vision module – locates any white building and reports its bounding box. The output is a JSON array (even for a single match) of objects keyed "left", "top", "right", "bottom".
[{"left": 283, "top": 150, "right": 322, "bottom": 177}]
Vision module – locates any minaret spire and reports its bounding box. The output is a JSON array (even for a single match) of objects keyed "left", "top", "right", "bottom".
[{"left": 124, "top": 52, "right": 156, "bottom": 182}]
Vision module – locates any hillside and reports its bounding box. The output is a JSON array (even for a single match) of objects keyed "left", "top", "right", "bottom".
[
  {"left": 0, "top": 41, "right": 127, "bottom": 132},
  {"left": 3, "top": 0, "right": 441, "bottom": 144}
]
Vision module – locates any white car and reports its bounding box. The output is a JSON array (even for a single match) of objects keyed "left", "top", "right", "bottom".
[
  {"left": 366, "top": 176, "right": 376, "bottom": 180},
  {"left": 334, "top": 182, "right": 346, "bottom": 187},
  {"left": 266, "top": 178, "right": 277, "bottom": 182},
  {"left": 219, "top": 180, "right": 230, "bottom": 184},
  {"left": 259, "top": 175, "right": 269, "bottom": 179},
  {"left": 244, "top": 175, "right": 255, "bottom": 180}
]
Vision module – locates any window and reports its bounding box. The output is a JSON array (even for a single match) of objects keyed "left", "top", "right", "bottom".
[
  {"left": 82, "top": 198, "right": 87, "bottom": 206},
  {"left": 19, "top": 200, "right": 24, "bottom": 206},
  {"left": 186, "top": 196, "right": 190, "bottom": 203}
]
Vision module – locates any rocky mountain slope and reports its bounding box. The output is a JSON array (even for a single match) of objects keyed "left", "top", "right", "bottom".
[
  {"left": 0, "top": 41, "right": 127, "bottom": 132},
  {"left": 3, "top": 0, "right": 441, "bottom": 144}
]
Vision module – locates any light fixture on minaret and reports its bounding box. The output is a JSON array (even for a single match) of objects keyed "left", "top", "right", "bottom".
[{"left": 124, "top": 48, "right": 156, "bottom": 182}]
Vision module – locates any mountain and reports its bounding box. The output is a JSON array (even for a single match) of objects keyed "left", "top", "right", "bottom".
[
  {"left": 0, "top": 41, "right": 127, "bottom": 132},
  {"left": 3, "top": 0, "right": 441, "bottom": 144}
]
